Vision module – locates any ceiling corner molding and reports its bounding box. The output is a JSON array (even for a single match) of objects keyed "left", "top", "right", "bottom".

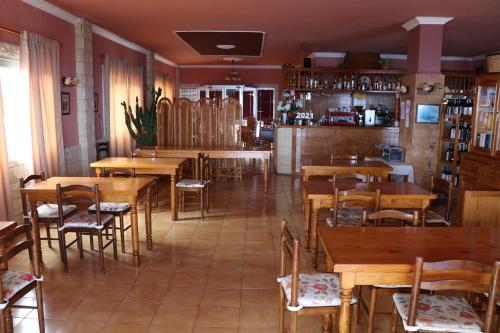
[
  {"left": 22, "top": 0, "right": 80, "bottom": 24},
  {"left": 402, "top": 16, "right": 454, "bottom": 31},
  {"left": 154, "top": 54, "right": 178, "bottom": 68},
  {"left": 309, "top": 52, "right": 346, "bottom": 58},
  {"left": 92, "top": 25, "right": 149, "bottom": 55}
]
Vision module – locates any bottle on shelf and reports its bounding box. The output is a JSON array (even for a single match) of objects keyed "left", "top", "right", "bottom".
[
  {"left": 458, "top": 121, "right": 466, "bottom": 140},
  {"left": 445, "top": 143, "right": 454, "bottom": 161},
  {"left": 450, "top": 123, "right": 456, "bottom": 139}
]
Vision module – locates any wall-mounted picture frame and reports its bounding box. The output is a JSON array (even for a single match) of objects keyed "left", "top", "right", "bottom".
[
  {"left": 415, "top": 104, "right": 440, "bottom": 124},
  {"left": 61, "top": 92, "right": 70, "bottom": 115},
  {"left": 94, "top": 93, "right": 98, "bottom": 113}
]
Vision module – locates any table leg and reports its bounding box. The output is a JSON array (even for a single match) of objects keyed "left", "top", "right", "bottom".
[
  {"left": 339, "top": 273, "right": 355, "bottom": 333},
  {"left": 311, "top": 206, "right": 319, "bottom": 270},
  {"left": 145, "top": 186, "right": 153, "bottom": 250},
  {"left": 95, "top": 167, "right": 104, "bottom": 177},
  {"left": 29, "top": 201, "right": 42, "bottom": 274},
  {"left": 130, "top": 202, "right": 140, "bottom": 267},
  {"left": 304, "top": 198, "right": 311, "bottom": 252},
  {"left": 264, "top": 158, "right": 269, "bottom": 193},
  {"left": 421, "top": 207, "right": 427, "bottom": 227},
  {"left": 171, "top": 171, "right": 178, "bottom": 221}
]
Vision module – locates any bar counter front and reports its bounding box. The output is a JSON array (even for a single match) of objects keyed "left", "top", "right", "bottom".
[{"left": 274, "top": 125, "right": 399, "bottom": 174}]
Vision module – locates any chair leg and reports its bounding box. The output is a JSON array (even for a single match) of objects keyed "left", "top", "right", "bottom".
[
  {"left": 321, "top": 313, "right": 332, "bottom": 333},
  {"left": 77, "top": 232, "right": 84, "bottom": 259},
  {"left": 390, "top": 304, "right": 399, "bottom": 333},
  {"left": 97, "top": 230, "right": 105, "bottom": 274},
  {"left": 289, "top": 311, "right": 298, "bottom": 333},
  {"left": 35, "top": 281, "right": 46, "bottom": 333},
  {"left": 4, "top": 308, "right": 12, "bottom": 333},
  {"left": 59, "top": 231, "right": 69, "bottom": 272},
  {"left": 278, "top": 288, "right": 285, "bottom": 333},
  {"left": 206, "top": 186, "right": 209, "bottom": 213},
  {"left": 200, "top": 189, "right": 204, "bottom": 220},
  {"left": 111, "top": 221, "right": 118, "bottom": 261},
  {"left": 367, "top": 287, "right": 378, "bottom": 333},
  {"left": 119, "top": 213, "right": 126, "bottom": 253},
  {"left": 89, "top": 233, "right": 95, "bottom": 251},
  {"left": 155, "top": 178, "right": 159, "bottom": 210},
  {"left": 0, "top": 309, "right": 7, "bottom": 333},
  {"left": 45, "top": 224, "right": 52, "bottom": 248},
  {"left": 352, "top": 301, "right": 359, "bottom": 333}
]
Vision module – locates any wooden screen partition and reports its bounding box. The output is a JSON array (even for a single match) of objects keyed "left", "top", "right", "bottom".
[
  {"left": 218, "top": 97, "right": 242, "bottom": 148},
  {"left": 156, "top": 97, "right": 173, "bottom": 146},
  {"left": 461, "top": 191, "right": 500, "bottom": 227},
  {"left": 194, "top": 98, "right": 218, "bottom": 147},
  {"left": 173, "top": 98, "right": 194, "bottom": 147}
]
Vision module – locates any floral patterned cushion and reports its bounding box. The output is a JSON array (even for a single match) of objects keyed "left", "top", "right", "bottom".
[
  {"left": 1, "top": 270, "right": 37, "bottom": 309},
  {"left": 176, "top": 179, "right": 209, "bottom": 188},
  {"left": 35, "top": 203, "right": 76, "bottom": 219},
  {"left": 88, "top": 202, "right": 130, "bottom": 212},
  {"left": 58, "top": 213, "right": 113, "bottom": 230},
  {"left": 393, "top": 293, "right": 483, "bottom": 333},
  {"left": 326, "top": 209, "right": 367, "bottom": 227},
  {"left": 278, "top": 273, "right": 357, "bottom": 310}
]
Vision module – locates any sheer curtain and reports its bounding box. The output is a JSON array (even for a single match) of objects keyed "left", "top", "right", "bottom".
[
  {"left": 154, "top": 71, "right": 174, "bottom": 101},
  {"left": 20, "top": 31, "right": 65, "bottom": 176},
  {"left": 106, "top": 56, "right": 144, "bottom": 156},
  {"left": 0, "top": 82, "right": 13, "bottom": 220}
]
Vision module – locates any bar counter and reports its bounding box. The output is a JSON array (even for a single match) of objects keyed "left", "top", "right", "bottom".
[{"left": 274, "top": 125, "right": 399, "bottom": 174}]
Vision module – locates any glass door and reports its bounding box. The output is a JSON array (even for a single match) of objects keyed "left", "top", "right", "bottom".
[
  {"left": 473, "top": 81, "right": 497, "bottom": 154},
  {"left": 242, "top": 87, "right": 257, "bottom": 119}
]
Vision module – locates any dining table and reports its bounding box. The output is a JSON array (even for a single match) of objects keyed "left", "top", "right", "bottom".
[
  {"left": 19, "top": 177, "right": 155, "bottom": 267},
  {"left": 318, "top": 226, "right": 500, "bottom": 333},
  {"left": 90, "top": 156, "right": 186, "bottom": 221},
  {"left": 301, "top": 158, "right": 393, "bottom": 182},
  {"left": 303, "top": 180, "right": 438, "bottom": 268}
]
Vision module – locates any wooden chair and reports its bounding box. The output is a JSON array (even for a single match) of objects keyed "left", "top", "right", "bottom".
[
  {"left": 330, "top": 153, "right": 358, "bottom": 160},
  {"left": 19, "top": 172, "right": 76, "bottom": 250},
  {"left": 332, "top": 172, "right": 370, "bottom": 183},
  {"left": 278, "top": 219, "right": 358, "bottom": 333},
  {"left": 56, "top": 184, "right": 118, "bottom": 273},
  {"left": 361, "top": 209, "right": 420, "bottom": 333},
  {"left": 0, "top": 223, "right": 45, "bottom": 333},
  {"left": 176, "top": 153, "right": 210, "bottom": 220},
  {"left": 133, "top": 150, "right": 159, "bottom": 209},
  {"left": 88, "top": 202, "right": 131, "bottom": 253},
  {"left": 95, "top": 141, "right": 110, "bottom": 161},
  {"left": 391, "top": 257, "right": 500, "bottom": 333},
  {"left": 330, "top": 188, "right": 380, "bottom": 227},
  {"left": 426, "top": 176, "right": 453, "bottom": 225}
]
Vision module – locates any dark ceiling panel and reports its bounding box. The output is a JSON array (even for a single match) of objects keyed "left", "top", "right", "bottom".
[{"left": 175, "top": 31, "right": 264, "bottom": 56}]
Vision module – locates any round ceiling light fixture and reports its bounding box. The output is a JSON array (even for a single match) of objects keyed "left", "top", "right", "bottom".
[{"left": 216, "top": 44, "right": 236, "bottom": 50}]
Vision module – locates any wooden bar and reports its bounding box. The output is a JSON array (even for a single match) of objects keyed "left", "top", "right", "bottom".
[{"left": 274, "top": 126, "right": 399, "bottom": 174}]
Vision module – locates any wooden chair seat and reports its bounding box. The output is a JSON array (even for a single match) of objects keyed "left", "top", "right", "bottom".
[
  {"left": 393, "top": 293, "right": 483, "bottom": 332},
  {"left": 1, "top": 270, "right": 41, "bottom": 307},
  {"left": 34, "top": 203, "right": 76, "bottom": 219},
  {"left": 88, "top": 202, "right": 130, "bottom": 213},
  {"left": 176, "top": 179, "right": 209, "bottom": 188},
  {"left": 425, "top": 210, "right": 450, "bottom": 226},
  {"left": 278, "top": 273, "right": 357, "bottom": 309},
  {"left": 60, "top": 213, "right": 114, "bottom": 230}
]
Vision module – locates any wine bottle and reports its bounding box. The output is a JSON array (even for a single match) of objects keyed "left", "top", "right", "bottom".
[
  {"left": 450, "top": 123, "right": 456, "bottom": 139},
  {"left": 459, "top": 121, "right": 465, "bottom": 140}
]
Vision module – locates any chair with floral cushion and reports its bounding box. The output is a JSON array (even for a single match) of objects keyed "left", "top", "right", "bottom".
[
  {"left": 426, "top": 176, "right": 453, "bottom": 226},
  {"left": 361, "top": 209, "right": 419, "bottom": 333},
  {"left": 0, "top": 223, "right": 45, "bottom": 333},
  {"left": 88, "top": 202, "right": 131, "bottom": 253},
  {"left": 176, "top": 153, "right": 210, "bottom": 220},
  {"left": 56, "top": 184, "right": 118, "bottom": 273},
  {"left": 278, "top": 219, "right": 358, "bottom": 333},
  {"left": 328, "top": 188, "right": 380, "bottom": 227},
  {"left": 19, "top": 172, "right": 77, "bottom": 250},
  {"left": 391, "top": 256, "right": 500, "bottom": 333}
]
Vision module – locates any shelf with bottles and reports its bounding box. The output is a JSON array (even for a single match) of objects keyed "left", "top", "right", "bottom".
[
  {"left": 283, "top": 68, "right": 404, "bottom": 93},
  {"left": 471, "top": 75, "right": 499, "bottom": 154}
]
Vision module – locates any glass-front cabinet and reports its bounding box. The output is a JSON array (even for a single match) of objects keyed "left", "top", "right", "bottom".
[{"left": 472, "top": 75, "right": 500, "bottom": 155}]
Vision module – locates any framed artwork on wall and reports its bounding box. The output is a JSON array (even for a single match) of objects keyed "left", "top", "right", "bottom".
[
  {"left": 416, "top": 104, "right": 440, "bottom": 124},
  {"left": 94, "top": 93, "right": 98, "bottom": 112},
  {"left": 61, "top": 92, "right": 70, "bottom": 115}
]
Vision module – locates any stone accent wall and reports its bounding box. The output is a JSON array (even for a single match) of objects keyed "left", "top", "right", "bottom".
[
  {"left": 146, "top": 51, "right": 154, "bottom": 106},
  {"left": 75, "top": 19, "right": 96, "bottom": 175},
  {"left": 64, "top": 145, "right": 83, "bottom": 176},
  {"left": 8, "top": 161, "right": 28, "bottom": 224}
]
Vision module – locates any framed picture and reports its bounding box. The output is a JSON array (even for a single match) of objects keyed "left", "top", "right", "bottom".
[
  {"left": 61, "top": 92, "right": 70, "bottom": 115},
  {"left": 94, "top": 93, "right": 98, "bottom": 113},
  {"left": 415, "top": 104, "right": 440, "bottom": 124}
]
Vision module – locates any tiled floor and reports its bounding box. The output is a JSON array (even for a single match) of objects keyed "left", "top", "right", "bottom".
[{"left": 9, "top": 161, "right": 396, "bottom": 333}]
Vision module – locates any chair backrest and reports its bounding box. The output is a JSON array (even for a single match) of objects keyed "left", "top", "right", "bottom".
[
  {"left": 330, "top": 153, "right": 358, "bottom": 160},
  {"left": 430, "top": 175, "right": 453, "bottom": 221},
  {"left": 156, "top": 97, "right": 174, "bottom": 146},
  {"left": 279, "top": 219, "right": 300, "bottom": 308},
  {"left": 134, "top": 149, "right": 157, "bottom": 158},
  {"left": 95, "top": 142, "right": 110, "bottom": 161},
  {"left": 195, "top": 153, "right": 210, "bottom": 182},
  {"left": 19, "top": 172, "right": 46, "bottom": 224},
  {"left": 335, "top": 188, "right": 380, "bottom": 210},
  {"left": 332, "top": 172, "right": 369, "bottom": 183},
  {"left": 362, "top": 209, "right": 419, "bottom": 226},
  {"left": 407, "top": 256, "right": 500, "bottom": 333},
  {"left": 56, "top": 184, "right": 103, "bottom": 226}
]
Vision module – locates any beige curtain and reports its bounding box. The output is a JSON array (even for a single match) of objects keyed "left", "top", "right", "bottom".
[
  {"left": 154, "top": 71, "right": 174, "bottom": 101},
  {"left": 0, "top": 82, "right": 13, "bottom": 220},
  {"left": 20, "top": 31, "right": 65, "bottom": 177},
  {"left": 108, "top": 57, "right": 144, "bottom": 156}
]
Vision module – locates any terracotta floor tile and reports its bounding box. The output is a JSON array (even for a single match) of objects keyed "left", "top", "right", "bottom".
[
  {"left": 102, "top": 323, "right": 149, "bottom": 333},
  {"left": 241, "top": 289, "right": 277, "bottom": 307},
  {"left": 161, "top": 287, "right": 204, "bottom": 305},
  {"left": 193, "top": 327, "right": 237, "bottom": 333},
  {"left": 13, "top": 318, "right": 59, "bottom": 333},
  {"left": 152, "top": 304, "right": 198, "bottom": 327},
  {"left": 195, "top": 306, "right": 239, "bottom": 328},
  {"left": 169, "top": 271, "right": 208, "bottom": 288},
  {"left": 238, "top": 306, "right": 279, "bottom": 329},
  {"left": 206, "top": 274, "right": 242, "bottom": 289},
  {"left": 109, "top": 301, "right": 158, "bottom": 324},
  {"left": 54, "top": 320, "right": 106, "bottom": 333},
  {"left": 70, "top": 299, "right": 119, "bottom": 322},
  {"left": 85, "top": 283, "right": 132, "bottom": 301},
  {"left": 200, "top": 289, "right": 241, "bottom": 307},
  {"left": 241, "top": 274, "right": 277, "bottom": 289},
  {"left": 147, "top": 325, "right": 193, "bottom": 333},
  {"left": 125, "top": 284, "right": 168, "bottom": 304}
]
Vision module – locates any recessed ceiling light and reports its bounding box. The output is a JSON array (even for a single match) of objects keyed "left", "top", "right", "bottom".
[
  {"left": 216, "top": 44, "right": 236, "bottom": 50},
  {"left": 223, "top": 57, "right": 242, "bottom": 62}
]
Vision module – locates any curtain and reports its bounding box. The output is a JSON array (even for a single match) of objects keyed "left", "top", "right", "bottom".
[
  {"left": 20, "top": 31, "right": 65, "bottom": 177},
  {"left": 154, "top": 71, "right": 174, "bottom": 101},
  {"left": 106, "top": 56, "right": 144, "bottom": 156},
  {"left": 0, "top": 82, "right": 13, "bottom": 220}
]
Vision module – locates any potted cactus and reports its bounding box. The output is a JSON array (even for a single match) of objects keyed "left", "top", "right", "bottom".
[{"left": 123, "top": 87, "right": 162, "bottom": 147}]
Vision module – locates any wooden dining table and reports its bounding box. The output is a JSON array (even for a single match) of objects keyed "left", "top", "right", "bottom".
[
  {"left": 138, "top": 146, "right": 273, "bottom": 193},
  {"left": 303, "top": 180, "right": 438, "bottom": 268},
  {"left": 19, "top": 177, "right": 155, "bottom": 267},
  {"left": 318, "top": 226, "right": 500, "bottom": 333},
  {"left": 301, "top": 158, "right": 393, "bottom": 181},
  {"left": 90, "top": 157, "right": 186, "bottom": 221}
]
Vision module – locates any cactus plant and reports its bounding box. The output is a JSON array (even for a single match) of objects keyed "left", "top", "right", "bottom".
[{"left": 122, "top": 87, "right": 162, "bottom": 147}]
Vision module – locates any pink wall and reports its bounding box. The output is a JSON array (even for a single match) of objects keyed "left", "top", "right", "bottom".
[
  {"left": 407, "top": 25, "right": 444, "bottom": 74},
  {"left": 92, "top": 34, "right": 147, "bottom": 140},
  {"left": 179, "top": 67, "right": 283, "bottom": 91},
  {"left": 0, "top": 0, "right": 77, "bottom": 147}
]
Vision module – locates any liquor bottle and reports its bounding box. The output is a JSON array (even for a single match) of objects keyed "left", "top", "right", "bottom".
[
  {"left": 458, "top": 121, "right": 465, "bottom": 140},
  {"left": 446, "top": 99, "right": 453, "bottom": 114},
  {"left": 453, "top": 99, "right": 460, "bottom": 115},
  {"left": 332, "top": 78, "right": 337, "bottom": 90},
  {"left": 445, "top": 144, "right": 454, "bottom": 161},
  {"left": 450, "top": 123, "right": 456, "bottom": 139}
]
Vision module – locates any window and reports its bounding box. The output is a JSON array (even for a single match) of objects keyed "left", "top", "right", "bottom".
[{"left": 179, "top": 87, "right": 199, "bottom": 101}]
